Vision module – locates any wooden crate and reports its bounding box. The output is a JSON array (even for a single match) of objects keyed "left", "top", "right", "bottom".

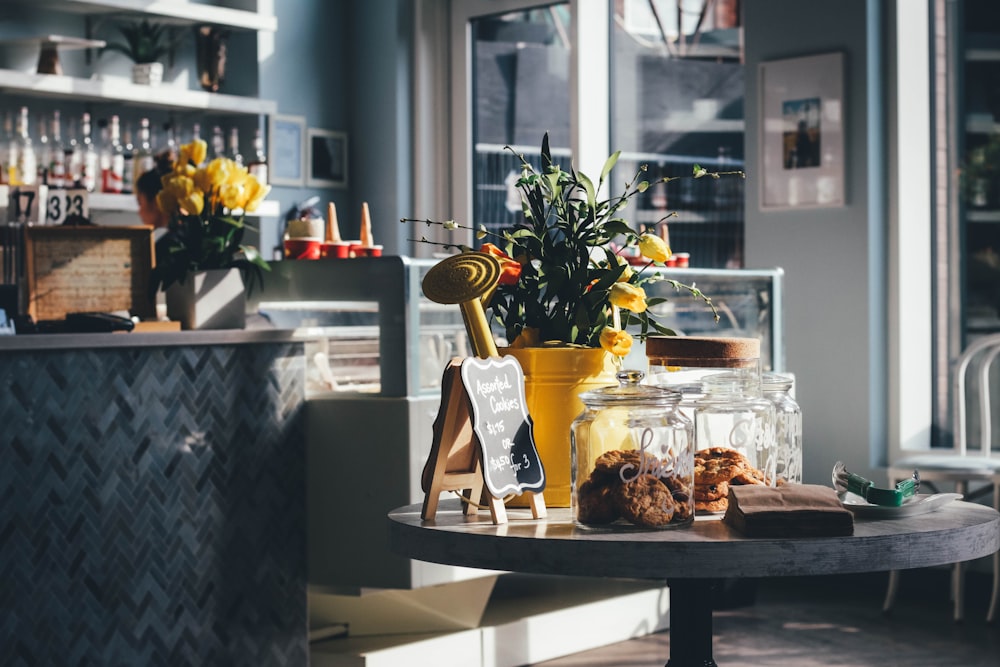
[{"left": 24, "top": 225, "right": 155, "bottom": 321}]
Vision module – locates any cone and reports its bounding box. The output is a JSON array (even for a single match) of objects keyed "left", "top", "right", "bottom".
[
  {"left": 326, "top": 202, "right": 342, "bottom": 243},
  {"left": 360, "top": 202, "right": 374, "bottom": 247}
]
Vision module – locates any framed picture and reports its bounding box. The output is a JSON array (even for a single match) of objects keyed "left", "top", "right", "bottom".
[
  {"left": 307, "top": 128, "right": 348, "bottom": 189},
  {"left": 268, "top": 114, "right": 306, "bottom": 187},
  {"left": 759, "top": 52, "right": 845, "bottom": 210}
]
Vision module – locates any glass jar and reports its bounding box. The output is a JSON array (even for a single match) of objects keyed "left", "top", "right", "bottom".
[
  {"left": 691, "top": 373, "right": 776, "bottom": 514},
  {"left": 645, "top": 336, "right": 763, "bottom": 422},
  {"left": 762, "top": 372, "right": 803, "bottom": 484},
  {"left": 571, "top": 370, "right": 694, "bottom": 530}
]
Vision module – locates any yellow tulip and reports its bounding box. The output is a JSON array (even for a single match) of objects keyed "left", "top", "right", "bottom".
[
  {"left": 614, "top": 255, "right": 634, "bottom": 282},
  {"left": 638, "top": 233, "right": 671, "bottom": 263},
  {"left": 219, "top": 183, "right": 244, "bottom": 210},
  {"left": 156, "top": 190, "right": 177, "bottom": 216},
  {"left": 608, "top": 282, "right": 647, "bottom": 313},
  {"left": 600, "top": 327, "right": 633, "bottom": 357},
  {"left": 243, "top": 177, "right": 270, "bottom": 212},
  {"left": 178, "top": 191, "right": 205, "bottom": 216}
]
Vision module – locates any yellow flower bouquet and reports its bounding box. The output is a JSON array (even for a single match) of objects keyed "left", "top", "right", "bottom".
[
  {"left": 149, "top": 138, "right": 271, "bottom": 295},
  {"left": 404, "top": 133, "right": 743, "bottom": 358}
]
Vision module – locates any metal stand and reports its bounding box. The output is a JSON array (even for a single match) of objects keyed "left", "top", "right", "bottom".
[{"left": 665, "top": 578, "right": 719, "bottom": 667}]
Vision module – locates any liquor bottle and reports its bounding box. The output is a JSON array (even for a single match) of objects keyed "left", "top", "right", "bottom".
[
  {"left": 121, "top": 121, "right": 135, "bottom": 195},
  {"left": 190, "top": 122, "right": 202, "bottom": 145},
  {"left": 228, "top": 127, "right": 244, "bottom": 166},
  {"left": 134, "top": 118, "right": 155, "bottom": 179},
  {"left": 80, "top": 112, "right": 99, "bottom": 192},
  {"left": 211, "top": 125, "right": 225, "bottom": 160},
  {"left": 3, "top": 110, "right": 16, "bottom": 185},
  {"left": 65, "top": 115, "right": 81, "bottom": 188},
  {"left": 36, "top": 113, "right": 50, "bottom": 185},
  {"left": 157, "top": 121, "right": 178, "bottom": 170},
  {"left": 97, "top": 117, "right": 112, "bottom": 192},
  {"left": 48, "top": 110, "right": 67, "bottom": 189},
  {"left": 247, "top": 127, "right": 268, "bottom": 184},
  {"left": 102, "top": 115, "right": 125, "bottom": 194},
  {"left": 14, "top": 106, "right": 37, "bottom": 186}
]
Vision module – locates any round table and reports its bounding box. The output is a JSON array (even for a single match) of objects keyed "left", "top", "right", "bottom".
[{"left": 388, "top": 499, "right": 1000, "bottom": 667}]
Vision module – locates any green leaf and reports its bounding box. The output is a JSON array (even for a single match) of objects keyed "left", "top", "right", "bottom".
[{"left": 600, "top": 150, "right": 621, "bottom": 184}]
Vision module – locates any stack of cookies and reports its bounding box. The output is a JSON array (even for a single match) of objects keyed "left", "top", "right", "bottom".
[
  {"left": 575, "top": 449, "right": 693, "bottom": 528},
  {"left": 694, "top": 447, "right": 769, "bottom": 513}
]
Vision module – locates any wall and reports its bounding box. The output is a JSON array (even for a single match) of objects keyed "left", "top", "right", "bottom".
[{"left": 744, "top": 0, "right": 885, "bottom": 484}]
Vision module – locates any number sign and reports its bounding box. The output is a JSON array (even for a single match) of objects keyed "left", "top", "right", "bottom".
[
  {"left": 45, "top": 189, "right": 88, "bottom": 226},
  {"left": 460, "top": 356, "right": 545, "bottom": 498},
  {"left": 9, "top": 185, "right": 48, "bottom": 224}
]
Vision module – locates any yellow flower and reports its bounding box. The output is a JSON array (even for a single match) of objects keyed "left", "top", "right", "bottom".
[
  {"left": 614, "top": 255, "right": 634, "bottom": 282},
  {"left": 178, "top": 190, "right": 205, "bottom": 216},
  {"left": 638, "top": 233, "right": 671, "bottom": 264},
  {"left": 178, "top": 139, "right": 207, "bottom": 169},
  {"left": 599, "top": 327, "right": 633, "bottom": 357},
  {"left": 242, "top": 178, "right": 270, "bottom": 212},
  {"left": 219, "top": 182, "right": 244, "bottom": 210},
  {"left": 608, "top": 282, "right": 647, "bottom": 313}
]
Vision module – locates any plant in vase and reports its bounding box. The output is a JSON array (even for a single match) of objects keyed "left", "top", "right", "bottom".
[
  {"left": 149, "top": 138, "right": 271, "bottom": 329},
  {"left": 403, "top": 133, "right": 744, "bottom": 505},
  {"left": 101, "top": 19, "right": 181, "bottom": 85}
]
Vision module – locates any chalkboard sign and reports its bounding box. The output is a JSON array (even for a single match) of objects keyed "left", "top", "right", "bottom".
[{"left": 460, "top": 356, "right": 546, "bottom": 498}]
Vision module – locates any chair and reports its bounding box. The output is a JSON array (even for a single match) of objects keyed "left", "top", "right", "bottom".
[{"left": 884, "top": 333, "right": 1000, "bottom": 623}]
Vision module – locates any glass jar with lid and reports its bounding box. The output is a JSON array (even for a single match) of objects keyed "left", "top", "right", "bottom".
[
  {"left": 762, "top": 372, "right": 802, "bottom": 484},
  {"left": 571, "top": 370, "right": 694, "bottom": 530},
  {"left": 692, "top": 373, "right": 776, "bottom": 513}
]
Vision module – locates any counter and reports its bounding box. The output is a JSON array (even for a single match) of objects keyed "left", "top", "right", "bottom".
[{"left": 0, "top": 329, "right": 308, "bottom": 665}]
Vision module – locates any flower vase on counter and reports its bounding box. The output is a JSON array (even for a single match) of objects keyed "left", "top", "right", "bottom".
[{"left": 165, "top": 268, "right": 246, "bottom": 330}]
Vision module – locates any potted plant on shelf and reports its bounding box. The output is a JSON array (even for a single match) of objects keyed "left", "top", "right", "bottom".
[
  {"left": 149, "top": 138, "right": 271, "bottom": 330},
  {"left": 102, "top": 19, "right": 179, "bottom": 85},
  {"left": 402, "top": 132, "right": 744, "bottom": 505}
]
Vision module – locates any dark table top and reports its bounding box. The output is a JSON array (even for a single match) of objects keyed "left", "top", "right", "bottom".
[{"left": 388, "top": 499, "right": 1000, "bottom": 580}]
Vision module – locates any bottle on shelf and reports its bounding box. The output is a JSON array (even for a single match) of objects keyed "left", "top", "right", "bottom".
[
  {"left": 14, "top": 106, "right": 37, "bottom": 186},
  {"left": 97, "top": 117, "right": 111, "bottom": 192},
  {"left": 248, "top": 127, "right": 268, "bottom": 184},
  {"left": 121, "top": 121, "right": 135, "bottom": 195},
  {"left": 80, "top": 112, "right": 99, "bottom": 192},
  {"left": 157, "top": 121, "right": 178, "bottom": 170},
  {"left": 134, "top": 117, "right": 155, "bottom": 180},
  {"left": 211, "top": 125, "right": 225, "bottom": 160},
  {"left": 3, "top": 110, "right": 16, "bottom": 185},
  {"left": 102, "top": 115, "right": 125, "bottom": 194},
  {"left": 36, "top": 112, "right": 50, "bottom": 186},
  {"left": 228, "top": 126, "right": 244, "bottom": 166},
  {"left": 190, "top": 122, "right": 203, "bottom": 145},
  {"left": 65, "top": 115, "right": 81, "bottom": 188},
  {"left": 48, "top": 111, "right": 67, "bottom": 189}
]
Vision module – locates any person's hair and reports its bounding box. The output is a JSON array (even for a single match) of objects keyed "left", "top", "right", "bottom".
[{"left": 135, "top": 167, "right": 168, "bottom": 201}]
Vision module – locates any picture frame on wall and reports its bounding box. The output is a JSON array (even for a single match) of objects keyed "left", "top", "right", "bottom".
[
  {"left": 307, "top": 128, "right": 348, "bottom": 189},
  {"left": 759, "top": 52, "right": 845, "bottom": 210},
  {"left": 268, "top": 114, "right": 306, "bottom": 187}
]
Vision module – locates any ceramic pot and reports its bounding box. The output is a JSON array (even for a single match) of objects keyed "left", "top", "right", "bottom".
[
  {"left": 499, "top": 346, "right": 618, "bottom": 507},
  {"left": 131, "top": 62, "right": 163, "bottom": 86},
  {"left": 165, "top": 268, "right": 246, "bottom": 330}
]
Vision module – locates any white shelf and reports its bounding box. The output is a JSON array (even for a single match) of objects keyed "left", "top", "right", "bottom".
[
  {"left": 966, "top": 48, "right": 1000, "bottom": 62},
  {"left": 0, "top": 68, "right": 277, "bottom": 115},
  {"left": 966, "top": 209, "right": 1000, "bottom": 223},
  {"left": 965, "top": 115, "right": 999, "bottom": 134},
  {"left": 35, "top": 0, "right": 277, "bottom": 32},
  {"left": 90, "top": 193, "right": 281, "bottom": 217}
]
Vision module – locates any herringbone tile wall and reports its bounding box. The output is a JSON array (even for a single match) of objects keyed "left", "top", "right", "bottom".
[{"left": 0, "top": 343, "right": 307, "bottom": 666}]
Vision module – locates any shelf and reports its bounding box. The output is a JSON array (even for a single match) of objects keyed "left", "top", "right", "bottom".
[
  {"left": 965, "top": 115, "right": 999, "bottom": 134},
  {"left": 34, "top": 0, "right": 277, "bottom": 32},
  {"left": 0, "top": 68, "right": 277, "bottom": 115},
  {"left": 89, "top": 193, "right": 281, "bottom": 217},
  {"left": 966, "top": 209, "right": 1000, "bottom": 223},
  {"left": 965, "top": 48, "right": 1000, "bottom": 62}
]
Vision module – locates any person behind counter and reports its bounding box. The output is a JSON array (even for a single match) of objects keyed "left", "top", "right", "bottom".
[{"left": 135, "top": 167, "right": 170, "bottom": 229}]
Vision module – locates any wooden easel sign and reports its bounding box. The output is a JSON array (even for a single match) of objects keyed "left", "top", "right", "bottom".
[{"left": 420, "top": 356, "right": 547, "bottom": 524}]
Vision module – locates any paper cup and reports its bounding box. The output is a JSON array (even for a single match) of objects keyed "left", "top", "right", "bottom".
[
  {"left": 351, "top": 244, "right": 383, "bottom": 258},
  {"left": 321, "top": 242, "right": 352, "bottom": 259},
  {"left": 284, "top": 237, "right": 323, "bottom": 260},
  {"left": 675, "top": 252, "right": 690, "bottom": 268}
]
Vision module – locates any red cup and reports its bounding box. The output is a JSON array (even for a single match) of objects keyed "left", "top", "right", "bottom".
[
  {"left": 675, "top": 252, "right": 690, "bottom": 268},
  {"left": 350, "top": 244, "right": 383, "bottom": 258},
  {"left": 321, "top": 242, "right": 352, "bottom": 259},
  {"left": 284, "top": 237, "right": 322, "bottom": 260},
  {"left": 665, "top": 255, "right": 678, "bottom": 267}
]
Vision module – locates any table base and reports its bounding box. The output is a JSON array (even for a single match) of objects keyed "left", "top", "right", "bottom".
[{"left": 665, "top": 578, "right": 719, "bottom": 667}]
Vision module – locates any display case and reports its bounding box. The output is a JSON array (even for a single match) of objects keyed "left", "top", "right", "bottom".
[{"left": 249, "top": 257, "right": 783, "bottom": 592}]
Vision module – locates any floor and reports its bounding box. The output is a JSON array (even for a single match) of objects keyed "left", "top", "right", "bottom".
[{"left": 530, "top": 568, "right": 1000, "bottom": 667}]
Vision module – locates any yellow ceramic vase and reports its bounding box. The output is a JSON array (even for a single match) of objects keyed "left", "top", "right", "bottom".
[{"left": 500, "top": 346, "right": 618, "bottom": 507}]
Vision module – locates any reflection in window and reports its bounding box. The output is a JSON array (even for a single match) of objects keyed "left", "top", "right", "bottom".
[
  {"left": 612, "top": 0, "right": 745, "bottom": 268},
  {"left": 471, "top": 5, "right": 571, "bottom": 243}
]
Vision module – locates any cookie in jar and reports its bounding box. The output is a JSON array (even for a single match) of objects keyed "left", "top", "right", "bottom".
[{"left": 571, "top": 370, "right": 694, "bottom": 530}]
